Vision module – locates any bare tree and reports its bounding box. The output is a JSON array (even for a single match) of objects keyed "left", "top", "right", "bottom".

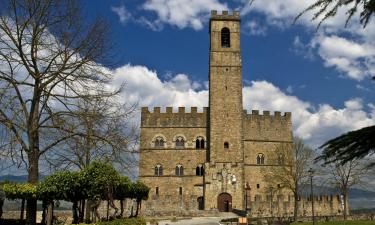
[
  {"left": 0, "top": 1, "right": 118, "bottom": 224},
  {"left": 45, "top": 96, "right": 138, "bottom": 171},
  {"left": 325, "top": 159, "right": 368, "bottom": 220},
  {"left": 43, "top": 95, "right": 139, "bottom": 223},
  {"left": 263, "top": 137, "right": 314, "bottom": 221}
]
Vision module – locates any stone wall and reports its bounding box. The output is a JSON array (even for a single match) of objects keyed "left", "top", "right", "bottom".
[
  {"left": 141, "top": 107, "right": 208, "bottom": 128},
  {"left": 139, "top": 108, "right": 208, "bottom": 214},
  {"left": 249, "top": 195, "right": 342, "bottom": 218}
]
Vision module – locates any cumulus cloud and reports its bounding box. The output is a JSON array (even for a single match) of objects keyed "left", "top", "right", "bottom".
[
  {"left": 111, "top": 64, "right": 375, "bottom": 148},
  {"left": 141, "top": 0, "right": 228, "bottom": 30},
  {"left": 238, "top": 0, "right": 375, "bottom": 81},
  {"left": 310, "top": 35, "right": 375, "bottom": 80},
  {"left": 111, "top": 4, "right": 132, "bottom": 25},
  {"left": 243, "top": 20, "right": 267, "bottom": 36}
]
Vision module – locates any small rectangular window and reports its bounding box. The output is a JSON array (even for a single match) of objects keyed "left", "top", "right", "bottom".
[
  {"left": 256, "top": 184, "right": 260, "bottom": 189},
  {"left": 179, "top": 187, "right": 182, "bottom": 195},
  {"left": 156, "top": 187, "right": 159, "bottom": 196}
]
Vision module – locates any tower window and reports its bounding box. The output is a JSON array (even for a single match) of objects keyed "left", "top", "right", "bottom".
[
  {"left": 224, "top": 142, "right": 229, "bottom": 149},
  {"left": 155, "top": 136, "right": 165, "bottom": 148},
  {"left": 175, "top": 136, "right": 185, "bottom": 148},
  {"left": 196, "top": 164, "right": 204, "bottom": 176},
  {"left": 179, "top": 187, "right": 183, "bottom": 195},
  {"left": 221, "top": 27, "right": 230, "bottom": 48},
  {"left": 257, "top": 184, "right": 260, "bottom": 189},
  {"left": 175, "top": 164, "right": 184, "bottom": 176},
  {"left": 154, "top": 164, "right": 163, "bottom": 176},
  {"left": 196, "top": 136, "right": 205, "bottom": 149},
  {"left": 257, "top": 153, "right": 265, "bottom": 165},
  {"left": 156, "top": 187, "right": 159, "bottom": 196}
]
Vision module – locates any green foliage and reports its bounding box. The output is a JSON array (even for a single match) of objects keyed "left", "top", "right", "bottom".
[
  {"left": 81, "top": 161, "right": 122, "bottom": 200},
  {"left": 1, "top": 183, "right": 37, "bottom": 200},
  {"left": 115, "top": 176, "right": 131, "bottom": 200},
  {"left": 37, "top": 171, "right": 84, "bottom": 201},
  {"left": 130, "top": 181, "right": 150, "bottom": 201},
  {"left": 0, "top": 162, "right": 150, "bottom": 207},
  {"left": 295, "top": 0, "right": 375, "bottom": 28},
  {"left": 318, "top": 125, "right": 375, "bottom": 166},
  {"left": 0, "top": 187, "right": 5, "bottom": 201}
]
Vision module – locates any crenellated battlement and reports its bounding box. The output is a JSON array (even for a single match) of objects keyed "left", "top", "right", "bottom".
[
  {"left": 243, "top": 109, "right": 291, "bottom": 119},
  {"left": 141, "top": 107, "right": 208, "bottom": 127},
  {"left": 210, "top": 10, "right": 240, "bottom": 20},
  {"left": 243, "top": 109, "right": 292, "bottom": 142},
  {"left": 141, "top": 107, "right": 208, "bottom": 114}
]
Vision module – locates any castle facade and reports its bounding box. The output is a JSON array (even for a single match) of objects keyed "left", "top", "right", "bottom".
[{"left": 139, "top": 10, "right": 342, "bottom": 217}]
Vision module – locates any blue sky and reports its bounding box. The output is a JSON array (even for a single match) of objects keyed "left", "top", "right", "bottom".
[
  {"left": 75, "top": 0, "right": 375, "bottom": 149},
  {"left": 1, "top": 0, "right": 375, "bottom": 177},
  {"left": 82, "top": 0, "right": 374, "bottom": 105},
  {"left": 0, "top": 0, "right": 374, "bottom": 180}
]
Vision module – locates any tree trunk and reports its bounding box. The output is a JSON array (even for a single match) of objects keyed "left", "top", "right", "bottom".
[
  {"left": 293, "top": 193, "right": 298, "bottom": 221},
  {"left": 85, "top": 200, "right": 92, "bottom": 223},
  {"left": 343, "top": 189, "right": 350, "bottom": 220},
  {"left": 120, "top": 199, "right": 124, "bottom": 218},
  {"left": 41, "top": 201, "right": 46, "bottom": 225},
  {"left": 0, "top": 199, "right": 4, "bottom": 219},
  {"left": 106, "top": 200, "right": 109, "bottom": 221},
  {"left": 79, "top": 200, "right": 85, "bottom": 223},
  {"left": 20, "top": 198, "right": 25, "bottom": 220},
  {"left": 135, "top": 200, "right": 139, "bottom": 217},
  {"left": 26, "top": 130, "right": 40, "bottom": 225},
  {"left": 46, "top": 201, "right": 54, "bottom": 225},
  {"left": 72, "top": 201, "right": 79, "bottom": 224}
]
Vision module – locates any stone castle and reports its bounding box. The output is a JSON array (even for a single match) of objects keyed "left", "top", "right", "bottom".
[{"left": 139, "top": 10, "right": 342, "bottom": 217}]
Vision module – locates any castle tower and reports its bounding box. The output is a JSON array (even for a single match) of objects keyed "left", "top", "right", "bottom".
[
  {"left": 203, "top": 10, "right": 245, "bottom": 212},
  {"left": 209, "top": 10, "right": 243, "bottom": 163}
]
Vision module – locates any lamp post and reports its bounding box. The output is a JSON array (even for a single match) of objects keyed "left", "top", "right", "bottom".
[{"left": 308, "top": 168, "right": 316, "bottom": 225}]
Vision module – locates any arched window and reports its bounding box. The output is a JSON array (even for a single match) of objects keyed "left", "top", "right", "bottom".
[
  {"left": 154, "top": 164, "right": 163, "bottom": 176},
  {"left": 224, "top": 142, "right": 229, "bottom": 149},
  {"left": 175, "top": 164, "right": 184, "bottom": 176},
  {"left": 196, "top": 164, "right": 204, "bottom": 176},
  {"left": 155, "top": 136, "right": 165, "bottom": 148},
  {"left": 195, "top": 136, "right": 205, "bottom": 149},
  {"left": 278, "top": 153, "right": 285, "bottom": 165},
  {"left": 221, "top": 27, "right": 230, "bottom": 48},
  {"left": 256, "top": 153, "right": 265, "bottom": 165},
  {"left": 175, "top": 136, "right": 185, "bottom": 148}
]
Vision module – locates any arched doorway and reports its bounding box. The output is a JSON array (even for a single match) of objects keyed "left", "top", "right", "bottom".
[
  {"left": 217, "top": 193, "right": 232, "bottom": 212},
  {"left": 197, "top": 196, "right": 204, "bottom": 210}
]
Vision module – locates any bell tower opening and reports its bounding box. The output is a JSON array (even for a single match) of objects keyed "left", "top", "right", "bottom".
[{"left": 221, "top": 27, "right": 230, "bottom": 47}]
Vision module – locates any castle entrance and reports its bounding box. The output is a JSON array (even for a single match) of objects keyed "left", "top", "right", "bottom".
[{"left": 217, "top": 193, "right": 232, "bottom": 212}]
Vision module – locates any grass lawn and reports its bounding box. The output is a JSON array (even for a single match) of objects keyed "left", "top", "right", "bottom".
[{"left": 292, "top": 221, "right": 375, "bottom": 225}]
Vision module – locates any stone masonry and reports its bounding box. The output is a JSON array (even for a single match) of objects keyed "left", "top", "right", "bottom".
[{"left": 138, "top": 10, "right": 342, "bottom": 218}]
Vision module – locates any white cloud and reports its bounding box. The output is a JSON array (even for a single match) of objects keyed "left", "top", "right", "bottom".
[
  {"left": 111, "top": 4, "right": 132, "bottom": 25},
  {"left": 311, "top": 35, "right": 375, "bottom": 80},
  {"left": 112, "top": 64, "right": 375, "bottom": 148},
  {"left": 238, "top": 0, "right": 375, "bottom": 81},
  {"left": 141, "top": 0, "right": 228, "bottom": 30},
  {"left": 243, "top": 20, "right": 267, "bottom": 36}
]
